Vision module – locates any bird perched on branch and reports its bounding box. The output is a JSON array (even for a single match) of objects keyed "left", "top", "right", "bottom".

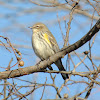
[{"left": 29, "top": 22, "right": 69, "bottom": 80}]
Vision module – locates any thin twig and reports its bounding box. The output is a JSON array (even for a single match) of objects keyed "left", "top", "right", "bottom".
[{"left": 40, "top": 77, "right": 47, "bottom": 100}]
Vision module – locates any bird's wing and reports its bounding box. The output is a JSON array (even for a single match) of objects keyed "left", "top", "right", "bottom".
[{"left": 43, "top": 31, "right": 60, "bottom": 52}]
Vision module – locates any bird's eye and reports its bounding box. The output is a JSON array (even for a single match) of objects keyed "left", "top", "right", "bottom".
[{"left": 36, "top": 25, "right": 39, "bottom": 28}]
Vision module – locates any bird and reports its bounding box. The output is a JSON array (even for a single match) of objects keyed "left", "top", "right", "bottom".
[{"left": 29, "top": 22, "right": 69, "bottom": 80}]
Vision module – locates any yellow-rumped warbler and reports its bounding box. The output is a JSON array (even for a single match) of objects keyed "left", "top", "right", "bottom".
[{"left": 29, "top": 22, "right": 69, "bottom": 80}]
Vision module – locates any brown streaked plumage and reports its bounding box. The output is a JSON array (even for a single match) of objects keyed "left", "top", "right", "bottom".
[{"left": 30, "top": 22, "right": 69, "bottom": 80}]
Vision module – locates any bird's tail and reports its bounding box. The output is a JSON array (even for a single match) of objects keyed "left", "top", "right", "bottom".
[{"left": 55, "top": 59, "right": 69, "bottom": 80}]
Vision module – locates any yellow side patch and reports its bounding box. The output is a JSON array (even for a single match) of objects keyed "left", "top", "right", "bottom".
[{"left": 43, "top": 33, "right": 52, "bottom": 47}]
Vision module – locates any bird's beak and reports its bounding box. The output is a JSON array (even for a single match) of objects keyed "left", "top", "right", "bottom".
[{"left": 28, "top": 26, "right": 32, "bottom": 29}]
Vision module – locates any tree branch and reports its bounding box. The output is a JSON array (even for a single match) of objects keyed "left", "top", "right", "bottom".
[{"left": 0, "top": 18, "right": 100, "bottom": 79}]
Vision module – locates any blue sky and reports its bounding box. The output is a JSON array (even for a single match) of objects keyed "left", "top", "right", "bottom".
[{"left": 0, "top": 0, "right": 100, "bottom": 100}]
